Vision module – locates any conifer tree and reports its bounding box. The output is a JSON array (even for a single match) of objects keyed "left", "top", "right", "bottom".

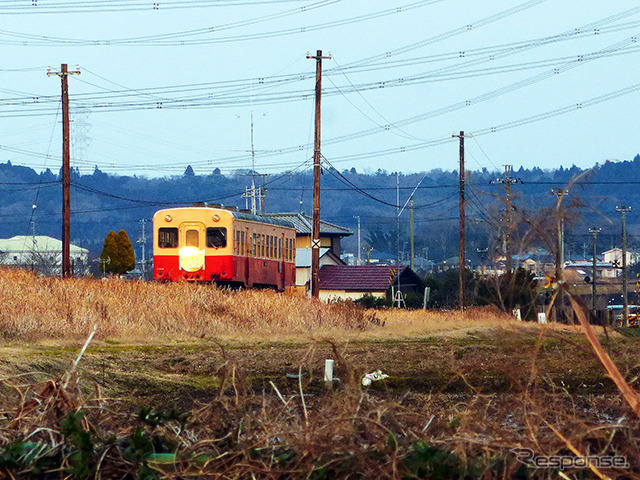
[
  {"left": 116, "top": 230, "right": 136, "bottom": 273},
  {"left": 100, "top": 231, "right": 118, "bottom": 274},
  {"left": 100, "top": 230, "right": 136, "bottom": 274}
]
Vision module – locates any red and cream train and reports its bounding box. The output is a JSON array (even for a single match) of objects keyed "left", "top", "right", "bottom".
[{"left": 153, "top": 205, "right": 296, "bottom": 290}]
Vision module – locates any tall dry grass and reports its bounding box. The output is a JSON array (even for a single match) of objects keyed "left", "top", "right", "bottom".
[
  {"left": 0, "top": 268, "right": 377, "bottom": 341},
  {"left": 0, "top": 268, "right": 528, "bottom": 343}
]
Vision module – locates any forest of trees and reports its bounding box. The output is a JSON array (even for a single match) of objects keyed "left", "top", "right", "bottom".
[{"left": 0, "top": 155, "right": 639, "bottom": 267}]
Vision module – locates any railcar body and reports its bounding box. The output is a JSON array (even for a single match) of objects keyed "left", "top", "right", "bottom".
[{"left": 153, "top": 207, "right": 296, "bottom": 289}]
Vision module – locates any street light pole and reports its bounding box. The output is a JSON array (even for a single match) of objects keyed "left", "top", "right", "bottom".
[{"left": 589, "top": 227, "right": 601, "bottom": 314}]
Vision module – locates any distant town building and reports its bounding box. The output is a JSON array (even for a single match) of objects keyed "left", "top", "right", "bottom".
[
  {"left": 0, "top": 235, "right": 89, "bottom": 276},
  {"left": 602, "top": 248, "right": 640, "bottom": 277}
]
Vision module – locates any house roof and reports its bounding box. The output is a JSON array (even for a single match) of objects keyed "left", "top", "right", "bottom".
[
  {"left": 264, "top": 213, "right": 352, "bottom": 237},
  {"left": 319, "top": 264, "right": 414, "bottom": 291},
  {"left": 564, "top": 261, "right": 612, "bottom": 268},
  {"left": 0, "top": 235, "right": 88, "bottom": 254}
]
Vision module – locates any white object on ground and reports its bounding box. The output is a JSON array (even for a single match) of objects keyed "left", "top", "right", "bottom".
[{"left": 361, "top": 370, "right": 389, "bottom": 387}]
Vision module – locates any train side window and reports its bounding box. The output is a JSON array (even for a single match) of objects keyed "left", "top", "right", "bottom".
[
  {"left": 269, "top": 236, "right": 274, "bottom": 258},
  {"left": 240, "top": 231, "right": 245, "bottom": 255},
  {"left": 261, "top": 234, "right": 266, "bottom": 257},
  {"left": 251, "top": 233, "right": 256, "bottom": 256},
  {"left": 206, "top": 227, "right": 227, "bottom": 248},
  {"left": 266, "top": 236, "right": 270, "bottom": 258},
  {"left": 278, "top": 238, "right": 282, "bottom": 259},
  {"left": 158, "top": 228, "right": 178, "bottom": 248}
]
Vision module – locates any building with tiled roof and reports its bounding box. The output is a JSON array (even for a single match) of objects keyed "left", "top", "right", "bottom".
[
  {"left": 318, "top": 264, "right": 424, "bottom": 302},
  {"left": 264, "top": 212, "right": 352, "bottom": 257}
]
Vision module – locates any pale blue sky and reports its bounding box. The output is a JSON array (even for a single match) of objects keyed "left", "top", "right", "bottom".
[{"left": 1, "top": 0, "right": 640, "bottom": 178}]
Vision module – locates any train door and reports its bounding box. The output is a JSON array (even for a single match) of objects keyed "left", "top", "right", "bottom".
[{"left": 179, "top": 222, "right": 205, "bottom": 272}]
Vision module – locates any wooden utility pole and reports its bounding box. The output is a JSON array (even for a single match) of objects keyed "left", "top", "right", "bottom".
[
  {"left": 48, "top": 64, "right": 80, "bottom": 278},
  {"left": 453, "top": 131, "right": 466, "bottom": 310},
  {"left": 616, "top": 206, "right": 631, "bottom": 326},
  {"left": 589, "top": 227, "right": 601, "bottom": 314},
  {"left": 307, "top": 50, "right": 330, "bottom": 298}
]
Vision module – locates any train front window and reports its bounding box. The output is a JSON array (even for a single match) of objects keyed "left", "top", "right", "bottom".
[
  {"left": 206, "top": 227, "right": 227, "bottom": 248},
  {"left": 186, "top": 229, "right": 200, "bottom": 248},
  {"left": 158, "top": 228, "right": 178, "bottom": 248}
]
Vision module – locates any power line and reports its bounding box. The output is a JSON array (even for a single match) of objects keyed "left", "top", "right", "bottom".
[
  {"left": 0, "top": 0, "right": 319, "bottom": 15},
  {"left": 0, "top": 0, "right": 435, "bottom": 45}
]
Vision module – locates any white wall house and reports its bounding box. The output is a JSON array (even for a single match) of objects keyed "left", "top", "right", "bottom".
[
  {"left": 0, "top": 235, "right": 89, "bottom": 275},
  {"left": 602, "top": 248, "right": 640, "bottom": 278},
  {"left": 295, "top": 248, "right": 344, "bottom": 295}
]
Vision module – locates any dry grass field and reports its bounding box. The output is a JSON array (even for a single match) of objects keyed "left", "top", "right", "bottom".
[{"left": 0, "top": 268, "right": 639, "bottom": 479}]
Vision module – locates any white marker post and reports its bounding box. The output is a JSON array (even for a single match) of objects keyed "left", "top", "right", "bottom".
[{"left": 324, "top": 359, "right": 334, "bottom": 388}]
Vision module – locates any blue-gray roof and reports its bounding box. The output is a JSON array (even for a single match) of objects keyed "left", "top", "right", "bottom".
[{"left": 264, "top": 213, "right": 352, "bottom": 237}]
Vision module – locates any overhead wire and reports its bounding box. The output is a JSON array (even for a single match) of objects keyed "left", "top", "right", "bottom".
[
  {"left": 338, "top": 0, "right": 551, "bottom": 68},
  {"left": 0, "top": 0, "right": 436, "bottom": 45},
  {"left": 321, "top": 157, "right": 458, "bottom": 210},
  {"left": 0, "top": 0, "right": 318, "bottom": 15}
]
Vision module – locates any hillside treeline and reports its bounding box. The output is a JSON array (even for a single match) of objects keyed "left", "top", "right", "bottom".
[{"left": 0, "top": 155, "right": 638, "bottom": 262}]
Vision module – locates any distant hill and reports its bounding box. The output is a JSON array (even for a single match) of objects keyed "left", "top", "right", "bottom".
[{"left": 0, "top": 156, "right": 638, "bottom": 265}]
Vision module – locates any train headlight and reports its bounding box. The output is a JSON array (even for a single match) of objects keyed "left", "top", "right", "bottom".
[
  {"left": 212, "top": 214, "right": 220, "bottom": 222},
  {"left": 165, "top": 215, "right": 172, "bottom": 222}
]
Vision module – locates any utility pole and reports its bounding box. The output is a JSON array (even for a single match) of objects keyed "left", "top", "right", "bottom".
[
  {"left": 250, "top": 110, "right": 257, "bottom": 214},
  {"left": 551, "top": 188, "right": 568, "bottom": 281},
  {"left": 410, "top": 196, "right": 415, "bottom": 270},
  {"left": 354, "top": 215, "right": 361, "bottom": 265},
  {"left": 138, "top": 219, "right": 147, "bottom": 276},
  {"left": 396, "top": 172, "right": 400, "bottom": 266},
  {"left": 452, "top": 131, "right": 467, "bottom": 310},
  {"left": 491, "top": 165, "right": 522, "bottom": 274},
  {"left": 616, "top": 206, "right": 631, "bottom": 326},
  {"left": 307, "top": 50, "right": 330, "bottom": 299},
  {"left": 589, "top": 227, "right": 601, "bottom": 314},
  {"left": 48, "top": 64, "right": 80, "bottom": 278}
]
